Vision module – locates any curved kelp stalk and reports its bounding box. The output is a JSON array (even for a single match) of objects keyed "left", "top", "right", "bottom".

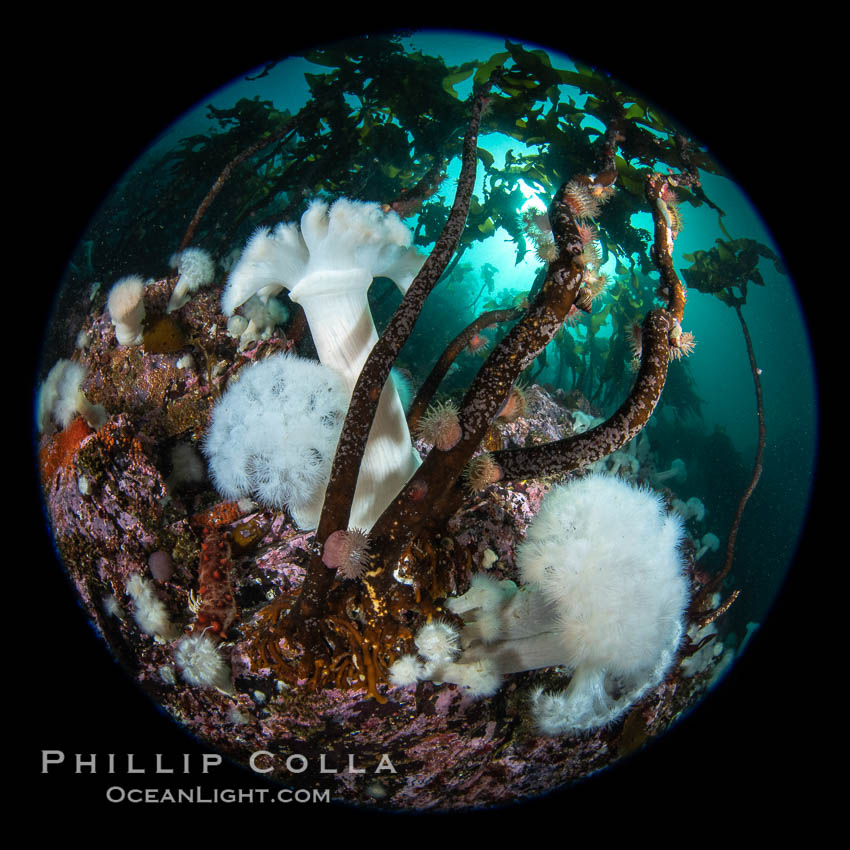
[
  {"left": 679, "top": 225, "right": 777, "bottom": 627},
  {"left": 692, "top": 303, "right": 764, "bottom": 628}
]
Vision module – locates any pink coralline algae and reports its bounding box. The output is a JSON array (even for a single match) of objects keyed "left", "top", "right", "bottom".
[
  {"left": 37, "top": 266, "right": 713, "bottom": 809},
  {"left": 40, "top": 348, "right": 708, "bottom": 810}
]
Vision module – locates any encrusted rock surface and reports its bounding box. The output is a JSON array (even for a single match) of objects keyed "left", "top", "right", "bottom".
[{"left": 37, "top": 278, "right": 720, "bottom": 811}]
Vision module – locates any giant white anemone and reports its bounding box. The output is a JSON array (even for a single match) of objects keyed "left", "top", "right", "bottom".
[{"left": 390, "top": 474, "right": 690, "bottom": 734}]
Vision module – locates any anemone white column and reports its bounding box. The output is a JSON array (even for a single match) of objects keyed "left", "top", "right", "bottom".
[{"left": 287, "top": 264, "right": 421, "bottom": 529}]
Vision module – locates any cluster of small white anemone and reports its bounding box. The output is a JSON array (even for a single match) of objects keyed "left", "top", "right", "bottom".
[{"left": 125, "top": 574, "right": 233, "bottom": 692}]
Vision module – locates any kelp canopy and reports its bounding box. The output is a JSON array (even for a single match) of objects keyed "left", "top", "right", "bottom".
[
  {"left": 69, "top": 35, "right": 722, "bottom": 295},
  {"left": 60, "top": 34, "right": 736, "bottom": 440}
]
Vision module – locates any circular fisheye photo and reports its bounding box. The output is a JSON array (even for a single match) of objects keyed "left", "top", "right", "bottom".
[{"left": 32, "top": 27, "right": 818, "bottom": 813}]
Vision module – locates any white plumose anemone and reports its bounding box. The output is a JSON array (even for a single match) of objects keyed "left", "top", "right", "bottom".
[
  {"left": 202, "top": 353, "right": 348, "bottom": 529},
  {"left": 36, "top": 358, "right": 107, "bottom": 433},
  {"left": 516, "top": 474, "right": 689, "bottom": 733},
  {"left": 167, "top": 247, "right": 216, "bottom": 313},
  {"left": 221, "top": 198, "right": 425, "bottom": 530},
  {"left": 394, "top": 474, "right": 689, "bottom": 733},
  {"left": 125, "top": 574, "right": 180, "bottom": 642},
  {"left": 107, "top": 275, "right": 146, "bottom": 345},
  {"left": 174, "top": 632, "right": 233, "bottom": 692}
]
